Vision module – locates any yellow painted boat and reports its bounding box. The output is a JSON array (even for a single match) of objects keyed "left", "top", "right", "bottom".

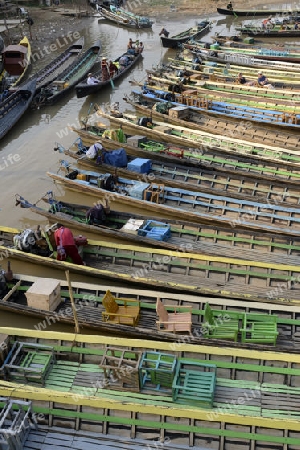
[
  {"left": 0, "top": 327, "right": 299, "bottom": 448},
  {"left": 1, "top": 36, "right": 31, "bottom": 90}
]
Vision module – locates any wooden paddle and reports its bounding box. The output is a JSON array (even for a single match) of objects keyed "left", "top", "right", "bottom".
[{"left": 65, "top": 270, "right": 80, "bottom": 334}]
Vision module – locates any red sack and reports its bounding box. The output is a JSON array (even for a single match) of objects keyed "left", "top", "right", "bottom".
[{"left": 74, "top": 235, "right": 88, "bottom": 246}]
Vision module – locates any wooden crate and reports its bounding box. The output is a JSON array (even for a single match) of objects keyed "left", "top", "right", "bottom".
[
  {"left": 25, "top": 278, "right": 61, "bottom": 311},
  {"left": 168, "top": 106, "right": 190, "bottom": 119}
]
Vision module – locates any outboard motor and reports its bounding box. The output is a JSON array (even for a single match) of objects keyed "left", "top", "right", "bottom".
[{"left": 13, "top": 229, "right": 37, "bottom": 252}]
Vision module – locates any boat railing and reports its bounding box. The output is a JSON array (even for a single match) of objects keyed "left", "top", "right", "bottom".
[{"left": 259, "top": 48, "right": 290, "bottom": 56}]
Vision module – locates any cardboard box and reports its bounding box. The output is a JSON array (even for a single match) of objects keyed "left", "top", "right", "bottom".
[
  {"left": 26, "top": 278, "right": 61, "bottom": 311},
  {"left": 120, "top": 218, "right": 145, "bottom": 234}
]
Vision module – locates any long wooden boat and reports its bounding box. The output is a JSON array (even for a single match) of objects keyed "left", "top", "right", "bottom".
[
  {"left": 0, "top": 79, "right": 36, "bottom": 140},
  {"left": 55, "top": 139, "right": 300, "bottom": 202},
  {"left": 1, "top": 274, "right": 300, "bottom": 352},
  {"left": 217, "top": 6, "right": 300, "bottom": 16},
  {"left": 201, "top": 78, "right": 300, "bottom": 101},
  {"left": 131, "top": 86, "right": 300, "bottom": 128},
  {"left": 3, "top": 224, "right": 300, "bottom": 303},
  {"left": 0, "top": 36, "right": 31, "bottom": 91},
  {"left": 198, "top": 43, "right": 300, "bottom": 64},
  {"left": 93, "top": 109, "right": 300, "bottom": 163},
  {"left": 70, "top": 128, "right": 300, "bottom": 183},
  {"left": 1, "top": 327, "right": 300, "bottom": 450},
  {"left": 45, "top": 168, "right": 300, "bottom": 235},
  {"left": 109, "top": 5, "right": 153, "bottom": 28},
  {"left": 168, "top": 55, "right": 300, "bottom": 84},
  {"left": 31, "top": 41, "right": 101, "bottom": 107},
  {"left": 17, "top": 193, "right": 300, "bottom": 270},
  {"left": 31, "top": 37, "right": 85, "bottom": 94},
  {"left": 64, "top": 137, "right": 300, "bottom": 190},
  {"left": 127, "top": 92, "right": 300, "bottom": 150},
  {"left": 139, "top": 79, "right": 300, "bottom": 114},
  {"left": 75, "top": 51, "right": 142, "bottom": 98},
  {"left": 238, "top": 25, "right": 300, "bottom": 37},
  {"left": 160, "top": 21, "right": 210, "bottom": 49},
  {"left": 163, "top": 60, "right": 300, "bottom": 90},
  {"left": 98, "top": 6, "right": 139, "bottom": 27}
]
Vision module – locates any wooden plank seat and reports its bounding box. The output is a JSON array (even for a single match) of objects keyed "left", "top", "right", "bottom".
[
  {"left": 240, "top": 313, "right": 278, "bottom": 345},
  {"left": 172, "top": 360, "right": 217, "bottom": 408},
  {"left": 203, "top": 302, "right": 239, "bottom": 341},
  {"left": 1, "top": 341, "right": 55, "bottom": 385},
  {"left": 102, "top": 290, "right": 140, "bottom": 326},
  {"left": 156, "top": 298, "right": 192, "bottom": 333}
]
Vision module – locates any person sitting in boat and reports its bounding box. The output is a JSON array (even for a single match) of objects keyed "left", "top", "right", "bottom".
[
  {"left": 86, "top": 199, "right": 110, "bottom": 225},
  {"left": 294, "top": 22, "right": 299, "bottom": 29},
  {"left": 236, "top": 72, "right": 247, "bottom": 84},
  {"left": 262, "top": 17, "right": 272, "bottom": 30},
  {"left": 159, "top": 27, "right": 169, "bottom": 37},
  {"left": 87, "top": 73, "right": 99, "bottom": 85},
  {"left": 192, "top": 55, "right": 202, "bottom": 70},
  {"left": 257, "top": 72, "right": 274, "bottom": 88},
  {"left": 101, "top": 57, "right": 109, "bottom": 81},
  {"left": 127, "top": 38, "right": 134, "bottom": 49},
  {"left": 53, "top": 224, "right": 84, "bottom": 265},
  {"left": 138, "top": 42, "right": 144, "bottom": 53},
  {"left": 127, "top": 38, "right": 136, "bottom": 55},
  {"left": 108, "top": 60, "right": 118, "bottom": 77},
  {"left": 227, "top": 2, "right": 233, "bottom": 10}
]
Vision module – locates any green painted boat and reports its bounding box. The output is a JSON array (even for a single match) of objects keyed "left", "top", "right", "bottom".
[
  {"left": 72, "top": 126, "right": 300, "bottom": 178},
  {"left": 2, "top": 225, "right": 300, "bottom": 304},
  {"left": 94, "top": 109, "right": 300, "bottom": 164},
  {"left": 0, "top": 327, "right": 300, "bottom": 449},
  {"left": 1, "top": 273, "right": 299, "bottom": 351},
  {"left": 17, "top": 193, "right": 300, "bottom": 262}
]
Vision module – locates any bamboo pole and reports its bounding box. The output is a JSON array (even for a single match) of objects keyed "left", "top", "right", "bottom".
[{"left": 65, "top": 270, "right": 80, "bottom": 334}]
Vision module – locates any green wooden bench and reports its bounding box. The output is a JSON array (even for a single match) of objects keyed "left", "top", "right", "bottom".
[
  {"left": 203, "top": 303, "right": 239, "bottom": 341},
  {"left": 240, "top": 313, "right": 278, "bottom": 345},
  {"left": 2, "top": 341, "right": 56, "bottom": 385},
  {"left": 172, "top": 360, "right": 217, "bottom": 408},
  {"left": 139, "top": 351, "right": 177, "bottom": 393}
]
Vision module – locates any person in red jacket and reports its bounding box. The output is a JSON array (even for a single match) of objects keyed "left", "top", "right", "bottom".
[{"left": 54, "top": 224, "right": 84, "bottom": 265}]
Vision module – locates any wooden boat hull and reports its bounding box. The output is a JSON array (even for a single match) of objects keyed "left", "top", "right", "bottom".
[
  {"left": 32, "top": 41, "right": 101, "bottom": 106},
  {"left": 0, "top": 327, "right": 300, "bottom": 449},
  {"left": 1, "top": 36, "right": 31, "bottom": 89},
  {"left": 160, "top": 22, "right": 210, "bottom": 48},
  {"left": 95, "top": 110, "right": 300, "bottom": 166},
  {"left": 75, "top": 52, "right": 142, "bottom": 98},
  {"left": 242, "top": 28, "right": 300, "bottom": 37},
  {"left": 0, "top": 79, "right": 36, "bottom": 140},
  {"left": 33, "top": 37, "right": 85, "bottom": 93},
  {"left": 3, "top": 220, "right": 300, "bottom": 304},
  {"left": 2, "top": 274, "right": 300, "bottom": 352},
  {"left": 132, "top": 88, "right": 300, "bottom": 130},
  {"left": 72, "top": 126, "right": 300, "bottom": 173},
  {"left": 109, "top": 5, "right": 153, "bottom": 28},
  {"left": 217, "top": 6, "right": 300, "bottom": 16},
  {"left": 99, "top": 6, "right": 138, "bottom": 27},
  {"left": 47, "top": 168, "right": 300, "bottom": 236},
  {"left": 19, "top": 194, "right": 300, "bottom": 264}
]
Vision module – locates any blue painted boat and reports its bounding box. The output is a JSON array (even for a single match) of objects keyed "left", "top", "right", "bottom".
[{"left": 132, "top": 87, "right": 300, "bottom": 129}]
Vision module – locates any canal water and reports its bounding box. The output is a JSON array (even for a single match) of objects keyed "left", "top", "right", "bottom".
[{"left": 0, "top": 10, "right": 298, "bottom": 329}]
